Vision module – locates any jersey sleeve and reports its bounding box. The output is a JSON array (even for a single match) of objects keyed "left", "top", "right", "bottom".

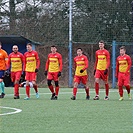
[
  {"left": 4, "top": 51, "right": 8, "bottom": 69},
  {"left": 20, "top": 53, "right": 24, "bottom": 71},
  {"left": 115, "top": 57, "right": 119, "bottom": 77},
  {"left": 82, "top": 56, "right": 88, "bottom": 70},
  {"left": 125, "top": 55, "right": 132, "bottom": 73},
  {"left": 59, "top": 54, "right": 63, "bottom": 72},
  {"left": 7, "top": 54, "right": 10, "bottom": 69},
  {"left": 94, "top": 52, "right": 98, "bottom": 70},
  {"left": 23, "top": 53, "right": 26, "bottom": 71},
  {"left": 73, "top": 58, "right": 76, "bottom": 70},
  {"left": 106, "top": 51, "right": 110, "bottom": 69},
  {"left": 45, "top": 55, "right": 49, "bottom": 71},
  {"left": 35, "top": 52, "right": 40, "bottom": 69}
]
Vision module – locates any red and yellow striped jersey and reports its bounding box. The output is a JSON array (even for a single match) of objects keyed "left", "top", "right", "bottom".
[
  {"left": 116, "top": 54, "right": 132, "bottom": 73},
  {"left": 45, "top": 52, "right": 62, "bottom": 72},
  {"left": 74, "top": 55, "right": 88, "bottom": 76},
  {"left": 94, "top": 49, "right": 110, "bottom": 70},
  {"left": 8, "top": 52, "right": 24, "bottom": 72},
  {"left": 0, "top": 49, "right": 8, "bottom": 70},
  {"left": 24, "top": 50, "right": 40, "bottom": 72}
]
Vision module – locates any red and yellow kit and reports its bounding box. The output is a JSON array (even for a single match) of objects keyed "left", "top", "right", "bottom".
[
  {"left": 45, "top": 52, "right": 62, "bottom": 73},
  {"left": 116, "top": 54, "right": 132, "bottom": 86},
  {"left": 74, "top": 55, "right": 88, "bottom": 84},
  {"left": 94, "top": 49, "right": 110, "bottom": 70},
  {"left": 8, "top": 52, "right": 24, "bottom": 72},
  {"left": 0, "top": 49, "right": 8, "bottom": 70},
  {"left": 74, "top": 55, "right": 88, "bottom": 76},
  {"left": 45, "top": 52, "right": 62, "bottom": 81},
  {"left": 24, "top": 50, "right": 40, "bottom": 72},
  {"left": 116, "top": 54, "right": 131, "bottom": 74},
  {"left": 94, "top": 49, "right": 110, "bottom": 81}
]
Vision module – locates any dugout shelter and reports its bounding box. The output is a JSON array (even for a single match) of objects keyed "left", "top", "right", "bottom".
[{"left": 0, "top": 35, "right": 40, "bottom": 87}]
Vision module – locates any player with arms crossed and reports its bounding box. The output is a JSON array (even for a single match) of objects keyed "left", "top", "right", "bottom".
[
  {"left": 71, "top": 48, "right": 90, "bottom": 100},
  {"left": 7, "top": 45, "right": 24, "bottom": 99},
  {"left": 116, "top": 46, "right": 132, "bottom": 101},
  {"left": 45, "top": 45, "right": 62, "bottom": 100},
  {"left": 23, "top": 43, "right": 40, "bottom": 100},
  {"left": 0, "top": 42, "right": 8, "bottom": 98},
  {"left": 93, "top": 40, "right": 110, "bottom": 100}
]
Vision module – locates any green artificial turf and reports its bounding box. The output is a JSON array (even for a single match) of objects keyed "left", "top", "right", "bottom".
[{"left": 0, "top": 87, "right": 133, "bottom": 133}]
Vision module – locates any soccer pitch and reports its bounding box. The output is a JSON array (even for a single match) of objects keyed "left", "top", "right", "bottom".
[{"left": 0, "top": 87, "right": 133, "bottom": 133}]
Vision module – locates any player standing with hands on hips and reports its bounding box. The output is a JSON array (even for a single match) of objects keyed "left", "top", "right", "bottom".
[
  {"left": 23, "top": 43, "right": 40, "bottom": 100},
  {"left": 45, "top": 45, "right": 62, "bottom": 100},
  {"left": 116, "top": 46, "right": 132, "bottom": 101},
  {"left": 71, "top": 48, "right": 90, "bottom": 100},
  {"left": 93, "top": 40, "right": 110, "bottom": 100}
]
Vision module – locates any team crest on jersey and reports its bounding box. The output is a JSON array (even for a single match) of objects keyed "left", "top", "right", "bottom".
[
  {"left": 32, "top": 54, "right": 35, "bottom": 56},
  {"left": 124, "top": 58, "right": 126, "bottom": 59}
]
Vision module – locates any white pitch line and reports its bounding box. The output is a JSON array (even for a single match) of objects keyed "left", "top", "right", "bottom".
[
  {"left": 5, "top": 89, "right": 119, "bottom": 96},
  {"left": 0, "top": 106, "right": 22, "bottom": 116}
]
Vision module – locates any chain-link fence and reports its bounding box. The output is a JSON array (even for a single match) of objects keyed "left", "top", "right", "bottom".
[{"left": 0, "top": 0, "right": 132, "bottom": 87}]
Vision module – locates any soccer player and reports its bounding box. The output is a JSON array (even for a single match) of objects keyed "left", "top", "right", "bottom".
[
  {"left": 45, "top": 45, "right": 62, "bottom": 100},
  {"left": 93, "top": 40, "right": 110, "bottom": 100},
  {"left": 23, "top": 43, "right": 40, "bottom": 100},
  {"left": 116, "top": 46, "right": 132, "bottom": 101},
  {"left": 71, "top": 48, "right": 90, "bottom": 100},
  {"left": 7, "top": 45, "right": 24, "bottom": 99},
  {"left": 0, "top": 42, "right": 8, "bottom": 98}
]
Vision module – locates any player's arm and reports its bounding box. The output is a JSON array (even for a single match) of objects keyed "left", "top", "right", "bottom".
[
  {"left": 106, "top": 51, "right": 110, "bottom": 69},
  {"left": 45, "top": 56, "right": 49, "bottom": 71},
  {"left": 7, "top": 54, "right": 11, "bottom": 69},
  {"left": 44, "top": 56, "right": 49, "bottom": 76},
  {"left": 23, "top": 54, "right": 26, "bottom": 71},
  {"left": 82, "top": 56, "right": 88, "bottom": 70},
  {"left": 93, "top": 52, "right": 98, "bottom": 75},
  {"left": 94, "top": 52, "right": 98, "bottom": 70},
  {"left": 125, "top": 56, "right": 132, "bottom": 73},
  {"left": 21, "top": 54, "right": 24, "bottom": 71},
  {"left": 73, "top": 58, "right": 76, "bottom": 70},
  {"left": 36, "top": 52, "right": 40, "bottom": 69},
  {"left": 115, "top": 58, "right": 119, "bottom": 78},
  {"left": 4, "top": 51, "right": 8, "bottom": 69},
  {"left": 59, "top": 54, "right": 63, "bottom": 72}
]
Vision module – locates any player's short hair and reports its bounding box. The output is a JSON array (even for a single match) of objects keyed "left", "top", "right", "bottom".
[
  {"left": 99, "top": 40, "right": 105, "bottom": 44},
  {"left": 77, "top": 48, "right": 83, "bottom": 51},
  {"left": 27, "top": 43, "right": 32, "bottom": 46},
  {"left": 51, "top": 45, "right": 56, "bottom": 48},
  {"left": 120, "top": 46, "right": 126, "bottom": 51},
  {"left": 0, "top": 42, "right": 2, "bottom": 46}
]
